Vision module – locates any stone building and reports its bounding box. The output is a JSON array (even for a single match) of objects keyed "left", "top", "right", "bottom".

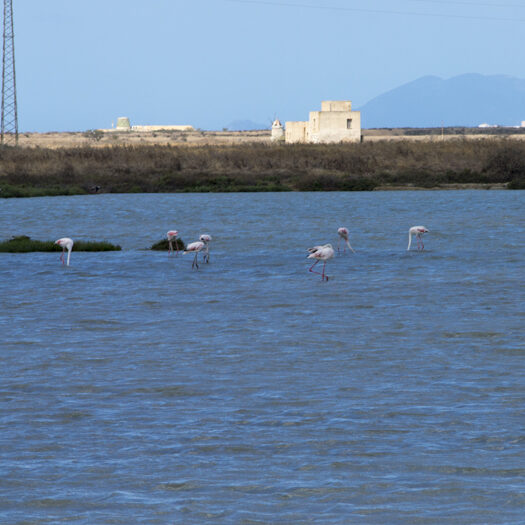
[
  {"left": 116, "top": 116, "right": 131, "bottom": 131},
  {"left": 285, "top": 101, "right": 361, "bottom": 143}
]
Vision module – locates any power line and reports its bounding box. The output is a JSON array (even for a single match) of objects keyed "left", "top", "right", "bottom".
[
  {"left": 226, "top": 0, "right": 525, "bottom": 22},
  {"left": 407, "top": 0, "right": 525, "bottom": 8}
]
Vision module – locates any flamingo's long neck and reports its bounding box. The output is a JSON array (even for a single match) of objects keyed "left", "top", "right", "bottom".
[
  {"left": 407, "top": 232, "right": 412, "bottom": 251},
  {"left": 346, "top": 240, "right": 355, "bottom": 253},
  {"left": 66, "top": 247, "right": 72, "bottom": 266}
]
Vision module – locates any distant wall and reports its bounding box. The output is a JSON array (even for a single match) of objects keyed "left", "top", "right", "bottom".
[
  {"left": 131, "top": 125, "right": 194, "bottom": 132},
  {"left": 285, "top": 121, "right": 308, "bottom": 143}
]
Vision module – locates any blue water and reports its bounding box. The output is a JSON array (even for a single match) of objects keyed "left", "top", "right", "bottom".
[{"left": 1, "top": 191, "right": 524, "bottom": 524}]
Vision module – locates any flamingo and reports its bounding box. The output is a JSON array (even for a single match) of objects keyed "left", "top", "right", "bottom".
[
  {"left": 337, "top": 227, "right": 355, "bottom": 254},
  {"left": 407, "top": 226, "right": 429, "bottom": 251},
  {"left": 199, "top": 234, "right": 212, "bottom": 263},
  {"left": 307, "top": 243, "right": 335, "bottom": 281},
  {"left": 167, "top": 230, "right": 179, "bottom": 256},
  {"left": 55, "top": 237, "right": 74, "bottom": 266},
  {"left": 184, "top": 235, "right": 211, "bottom": 269}
]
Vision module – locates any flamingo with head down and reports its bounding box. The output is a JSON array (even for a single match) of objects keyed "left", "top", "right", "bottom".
[
  {"left": 55, "top": 237, "right": 74, "bottom": 266},
  {"left": 407, "top": 226, "right": 429, "bottom": 251},
  {"left": 337, "top": 227, "right": 355, "bottom": 254}
]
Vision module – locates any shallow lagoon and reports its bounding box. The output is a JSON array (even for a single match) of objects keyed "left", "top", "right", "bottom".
[{"left": 1, "top": 191, "right": 524, "bottom": 524}]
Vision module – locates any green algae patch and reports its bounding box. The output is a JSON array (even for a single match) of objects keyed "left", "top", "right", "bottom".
[
  {"left": 150, "top": 238, "right": 186, "bottom": 251},
  {"left": 0, "top": 236, "right": 121, "bottom": 253}
]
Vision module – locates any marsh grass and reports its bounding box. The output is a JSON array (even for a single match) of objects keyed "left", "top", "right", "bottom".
[
  {"left": 0, "top": 140, "right": 523, "bottom": 197},
  {"left": 150, "top": 238, "right": 186, "bottom": 251},
  {"left": 0, "top": 236, "right": 121, "bottom": 253}
]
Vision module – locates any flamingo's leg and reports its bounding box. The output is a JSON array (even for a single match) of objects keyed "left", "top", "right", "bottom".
[
  {"left": 168, "top": 240, "right": 173, "bottom": 255},
  {"left": 321, "top": 261, "right": 327, "bottom": 280},
  {"left": 60, "top": 249, "right": 65, "bottom": 264},
  {"left": 192, "top": 252, "right": 199, "bottom": 269},
  {"left": 309, "top": 260, "right": 322, "bottom": 275}
]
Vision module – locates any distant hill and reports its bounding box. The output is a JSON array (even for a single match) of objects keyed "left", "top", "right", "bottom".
[
  {"left": 358, "top": 74, "right": 525, "bottom": 128},
  {"left": 224, "top": 120, "right": 269, "bottom": 131}
]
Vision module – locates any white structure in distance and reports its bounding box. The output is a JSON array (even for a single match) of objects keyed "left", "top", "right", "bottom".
[
  {"left": 111, "top": 117, "right": 194, "bottom": 132},
  {"left": 285, "top": 101, "right": 361, "bottom": 144},
  {"left": 271, "top": 119, "right": 285, "bottom": 142}
]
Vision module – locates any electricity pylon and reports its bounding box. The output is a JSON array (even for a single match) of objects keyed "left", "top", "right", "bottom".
[{"left": 1, "top": 0, "right": 18, "bottom": 145}]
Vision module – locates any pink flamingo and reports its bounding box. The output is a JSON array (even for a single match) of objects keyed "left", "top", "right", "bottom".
[
  {"left": 407, "top": 226, "right": 429, "bottom": 251},
  {"left": 184, "top": 235, "right": 211, "bottom": 269},
  {"left": 184, "top": 241, "right": 204, "bottom": 269},
  {"left": 55, "top": 237, "right": 74, "bottom": 266},
  {"left": 167, "top": 230, "right": 179, "bottom": 256},
  {"left": 199, "top": 234, "right": 212, "bottom": 263},
  {"left": 307, "top": 243, "right": 334, "bottom": 281},
  {"left": 337, "top": 227, "right": 355, "bottom": 254}
]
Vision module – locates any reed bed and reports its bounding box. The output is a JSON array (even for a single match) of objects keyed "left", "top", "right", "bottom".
[{"left": 0, "top": 140, "right": 523, "bottom": 197}]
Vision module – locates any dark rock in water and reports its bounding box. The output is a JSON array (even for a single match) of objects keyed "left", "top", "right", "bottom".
[{"left": 150, "top": 238, "right": 186, "bottom": 251}]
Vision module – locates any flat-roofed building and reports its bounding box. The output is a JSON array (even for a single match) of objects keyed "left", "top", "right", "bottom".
[{"left": 285, "top": 101, "right": 361, "bottom": 143}]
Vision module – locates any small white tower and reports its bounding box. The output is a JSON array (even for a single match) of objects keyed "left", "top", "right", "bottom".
[
  {"left": 116, "top": 116, "right": 131, "bottom": 131},
  {"left": 271, "top": 119, "right": 285, "bottom": 142}
]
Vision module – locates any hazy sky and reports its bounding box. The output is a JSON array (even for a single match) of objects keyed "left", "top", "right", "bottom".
[{"left": 13, "top": 0, "right": 525, "bottom": 131}]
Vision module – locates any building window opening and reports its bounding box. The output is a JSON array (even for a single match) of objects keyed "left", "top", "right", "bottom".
[{"left": 347, "top": 119, "right": 352, "bottom": 129}]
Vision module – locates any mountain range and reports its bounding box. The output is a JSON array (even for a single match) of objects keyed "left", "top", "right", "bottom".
[
  {"left": 357, "top": 74, "right": 525, "bottom": 128},
  {"left": 224, "top": 74, "right": 525, "bottom": 130}
]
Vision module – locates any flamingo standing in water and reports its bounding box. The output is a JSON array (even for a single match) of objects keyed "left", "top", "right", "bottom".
[
  {"left": 407, "top": 226, "right": 429, "bottom": 251},
  {"left": 337, "top": 227, "right": 355, "bottom": 254},
  {"left": 184, "top": 235, "right": 211, "bottom": 269},
  {"left": 307, "top": 243, "right": 335, "bottom": 281},
  {"left": 167, "top": 230, "right": 179, "bottom": 256},
  {"left": 55, "top": 237, "right": 74, "bottom": 266},
  {"left": 199, "top": 234, "right": 212, "bottom": 263}
]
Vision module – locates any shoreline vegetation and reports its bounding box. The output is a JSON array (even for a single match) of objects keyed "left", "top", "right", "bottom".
[
  {"left": 0, "top": 236, "right": 121, "bottom": 252},
  {"left": 0, "top": 139, "right": 524, "bottom": 198}
]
